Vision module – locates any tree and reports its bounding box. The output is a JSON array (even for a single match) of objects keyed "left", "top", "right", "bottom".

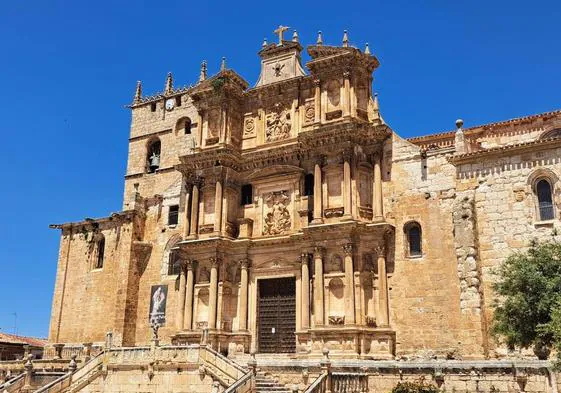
[{"left": 492, "top": 238, "right": 561, "bottom": 362}]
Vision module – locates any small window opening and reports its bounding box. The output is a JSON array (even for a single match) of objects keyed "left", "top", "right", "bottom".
[
  {"left": 147, "top": 140, "right": 161, "bottom": 173},
  {"left": 150, "top": 102, "right": 157, "bottom": 112},
  {"left": 95, "top": 236, "right": 105, "bottom": 269},
  {"left": 168, "top": 249, "right": 181, "bottom": 275},
  {"left": 175, "top": 96, "right": 182, "bottom": 107},
  {"left": 185, "top": 118, "right": 192, "bottom": 135},
  {"left": 405, "top": 222, "right": 422, "bottom": 257},
  {"left": 537, "top": 179, "right": 554, "bottom": 221},
  {"left": 303, "top": 173, "right": 314, "bottom": 196},
  {"left": 168, "top": 205, "right": 179, "bottom": 226},
  {"left": 241, "top": 184, "right": 253, "bottom": 205}
]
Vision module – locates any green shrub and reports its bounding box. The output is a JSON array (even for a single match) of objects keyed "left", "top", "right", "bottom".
[{"left": 391, "top": 380, "right": 439, "bottom": 393}]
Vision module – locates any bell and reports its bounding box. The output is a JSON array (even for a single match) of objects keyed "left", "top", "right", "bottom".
[{"left": 149, "top": 153, "right": 160, "bottom": 169}]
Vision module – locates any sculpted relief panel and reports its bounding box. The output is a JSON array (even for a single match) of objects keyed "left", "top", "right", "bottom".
[
  {"left": 262, "top": 190, "right": 291, "bottom": 235},
  {"left": 265, "top": 107, "right": 291, "bottom": 142}
]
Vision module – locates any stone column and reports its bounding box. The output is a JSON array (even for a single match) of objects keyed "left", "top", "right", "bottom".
[
  {"left": 342, "top": 244, "right": 356, "bottom": 325},
  {"left": 376, "top": 246, "right": 389, "bottom": 327},
  {"left": 214, "top": 179, "right": 223, "bottom": 234},
  {"left": 314, "top": 79, "right": 321, "bottom": 123},
  {"left": 343, "top": 151, "right": 352, "bottom": 219},
  {"left": 312, "top": 160, "right": 323, "bottom": 224},
  {"left": 208, "top": 258, "right": 219, "bottom": 329},
  {"left": 182, "top": 183, "right": 192, "bottom": 238},
  {"left": 301, "top": 253, "right": 311, "bottom": 330},
  {"left": 189, "top": 181, "right": 200, "bottom": 237},
  {"left": 184, "top": 260, "right": 195, "bottom": 330},
  {"left": 313, "top": 247, "right": 324, "bottom": 326},
  {"left": 373, "top": 154, "right": 383, "bottom": 219},
  {"left": 176, "top": 260, "right": 187, "bottom": 330},
  {"left": 238, "top": 259, "right": 249, "bottom": 330},
  {"left": 343, "top": 71, "right": 351, "bottom": 117}
]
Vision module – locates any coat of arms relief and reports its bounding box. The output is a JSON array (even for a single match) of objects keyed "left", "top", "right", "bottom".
[
  {"left": 265, "top": 108, "right": 291, "bottom": 142},
  {"left": 262, "top": 191, "right": 291, "bottom": 235}
]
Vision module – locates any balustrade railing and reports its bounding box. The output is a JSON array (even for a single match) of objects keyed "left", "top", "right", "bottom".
[
  {"left": 304, "top": 372, "right": 328, "bottom": 393},
  {"left": 332, "top": 372, "right": 368, "bottom": 393}
]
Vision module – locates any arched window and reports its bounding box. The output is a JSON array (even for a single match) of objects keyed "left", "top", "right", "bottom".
[
  {"left": 536, "top": 179, "right": 554, "bottom": 221},
  {"left": 184, "top": 117, "right": 192, "bottom": 135},
  {"left": 168, "top": 249, "right": 181, "bottom": 275},
  {"left": 147, "top": 139, "right": 161, "bottom": 173},
  {"left": 404, "top": 222, "right": 422, "bottom": 257},
  {"left": 94, "top": 235, "right": 105, "bottom": 269}
]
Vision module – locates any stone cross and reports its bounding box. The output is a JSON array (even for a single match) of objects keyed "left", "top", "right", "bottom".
[{"left": 273, "top": 25, "right": 289, "bottom": 45}]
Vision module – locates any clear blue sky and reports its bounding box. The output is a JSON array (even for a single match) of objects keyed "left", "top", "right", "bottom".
[{"left": 1, "top": 0, "right": 559, "bottom": 338}]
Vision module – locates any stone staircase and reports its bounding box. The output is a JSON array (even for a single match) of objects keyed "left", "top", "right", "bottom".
[{"left": 254, "top": 371, "right": 292, "bottom": 393}]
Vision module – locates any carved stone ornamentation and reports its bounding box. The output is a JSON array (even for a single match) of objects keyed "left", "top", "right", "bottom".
[
  {"left": 328, "top": 315, "right": 345, "bottom": 325},
  {"left": 262, "top": 190, "right": 291, "bottom": 235},
  {"left": 324, "top": 207, "right": 344, "bottom": 218},
  {"left": 304, "top": 101, "right": 315, "bottom": 125},
  {"left": 365, "top": 316, "right": 377, "bottom": 327},
  {"left": 265, "top": 109, "right": 291, "bottom": 142},
  {"left": 244, "top": 116, "right": 256, "bottom": 137}
]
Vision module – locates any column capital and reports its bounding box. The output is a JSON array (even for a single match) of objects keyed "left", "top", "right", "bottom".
[
  {"left": 342, "top": 148, "right": 353, "bottom": 162},
  {"left": 342, "top": 243, "right": 353, "bottom": 256},
  {"left": 313, "top": 154, "right": 326, "bottom": 167},
  {"left": 343, "top": 70, "right": 351, "bottom": 79},
  {"left": 313, "top": 78, "right": 321, "bottom": 87},
  {"left": 239, "top": 259, "right": 250, "bottom": 269},
  {"left": 300, "top": 252, "right": 311, "bottom": 264},
  {"left": 209, "top": 257, "right": 221, "bottom": 268},
  {"left": 185, "top": 260, "right": 195, "bottom": 270},
  {"left": 375, "top": 245, "right": 386, "bottom": 257},
  {"left": 313, "top": 246, "right": 324, "bottom": 258}
]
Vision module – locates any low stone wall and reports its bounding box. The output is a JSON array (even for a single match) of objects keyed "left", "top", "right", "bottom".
[{"left": 256, "top": 359, "right": 561, "bottom": 393}]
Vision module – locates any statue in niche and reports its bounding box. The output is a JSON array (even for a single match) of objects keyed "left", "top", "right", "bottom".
[
  {"left": 265, "top": 108, "right": 291, "bottom": 142},
  {"left": 263, "top": 191, "right": 291, "bottom": 235}
]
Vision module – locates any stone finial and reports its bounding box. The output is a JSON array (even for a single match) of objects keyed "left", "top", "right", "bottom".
[
  {"left": 368, "top": 93, "right": 382, "bottom": 124},
  {"left": 220, "top": 57, "right": 226, "bottom": 72},
  {"left": 364, "top": 43, "right": 371, "bottom": 55},
  {"left": 292, "top": 30, "right": 299, "bottom": 43},
  {"left": 262, "top": 37, "right": 268, "bottom": 48},
  {"left": 165, "top": 72, "right": 173, "bottom": 94},
  {"left": 455, "top": 118, "right": 466, "bottom": 154},
  {"left": 133, "top": 80, "right": 142, "bottom": 103},
  {"left": 199, "top": 60, "right": 207, "bottom": 82},
  {"left": 316, "top": 31, "right": 323, "bottom": 46},
  {"left": 342, "top": 30, "right": 349, "bottom": 47}
]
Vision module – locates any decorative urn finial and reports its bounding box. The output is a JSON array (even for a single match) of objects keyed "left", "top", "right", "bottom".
[
  {"left": 220, "top": 57, "right": 226, "bottom": 71},
  {"left": 262, "top": 37, "right": 268, "bottom": 48},
  {"left": 292, "top": 30, "right": 299, "bottom": 43},
  {"left": 364, "top": 43, "right": 371, "bottom": 55}
]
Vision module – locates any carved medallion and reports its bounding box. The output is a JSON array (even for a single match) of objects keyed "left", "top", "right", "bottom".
[
  {"left": 244, "top": 117, "right": 255, "bottom": 136},
  {"left": 262, "top": 190, "right": 291, "bottom": 235},
  {"left": 304, "top": 102, "right": 315, "bottom": 124},
  {"left": 265, "top": 109, "right": 291, "bottom": 142}
]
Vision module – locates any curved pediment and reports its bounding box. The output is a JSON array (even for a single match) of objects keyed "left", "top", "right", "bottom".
[
  {"left": 246, "top": 165, "right": 304, "bottom": 181},
  {"left": 254, "top": 257, "right": 299, "bottom": 271}
]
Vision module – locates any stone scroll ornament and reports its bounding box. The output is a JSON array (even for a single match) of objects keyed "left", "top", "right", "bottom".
[
  {"left": 262, "top": 191, "right": 291, "bottom": 235},
  {"left": 265, "top": 109, "right": 291, "bottom": 142}
]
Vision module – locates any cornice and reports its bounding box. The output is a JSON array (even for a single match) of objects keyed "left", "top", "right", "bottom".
[
  {"left": 448, "top": 137, "right": 561, "bottom": 165},
  {"left": 49, "top": 210, "right": 138, "bottom": 230}
]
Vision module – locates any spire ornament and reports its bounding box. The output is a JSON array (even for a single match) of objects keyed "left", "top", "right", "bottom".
[
  {"left": 262, "top": 37, "right": 268, "bottom": 48},
  {"left": 165, "top": 72, "right": 173, "bottom": 94},
  {"left": 316, "top": 31, "right": 323, "bottom": 46},
  {"left": 364, "top": 43, "right": 370, "bottom": 55},
  {"left": 199, "top": 60, "right": 207, "bottom": 82},
  {"left": 133, "top": 80, "right": 142, "bottom": 104},
  {"left": 342, "top": 30, "right": 349, "bottom": 47},
  {"left": 292, "top": 30, "right": 299, "bottom": 43},
  {"left": 220, "top": 57, "right": 226, "bottom": 71}
]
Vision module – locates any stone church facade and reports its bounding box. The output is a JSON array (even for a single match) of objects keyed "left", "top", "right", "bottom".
[{"left": 48, "top": 29, "right": 561, "bottom": 361}]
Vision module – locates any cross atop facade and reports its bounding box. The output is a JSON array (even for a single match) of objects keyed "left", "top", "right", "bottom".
[{"left": 273, "top": 25, "right": 289, "bottom": 45}]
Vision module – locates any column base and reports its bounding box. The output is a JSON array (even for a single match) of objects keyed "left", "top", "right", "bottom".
[{"left": 311, "top": 218, "right": 324, "bottom": 225}]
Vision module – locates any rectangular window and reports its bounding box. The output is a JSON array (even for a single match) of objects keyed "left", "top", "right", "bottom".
[
  {"left": 175, "top": 96, "right": 182, "bottom": 107},
  {"left": 303, "top": 174, "right": 314, "bottom": 196},
  {"left": 150, "top": 102, "right": 157, "bottom": 112},
  {"left": 168, "top": 205, "right": 179, "bottom": 225},
  {"left": 241, "top": 184, "right": 253, "bottom": 205}
]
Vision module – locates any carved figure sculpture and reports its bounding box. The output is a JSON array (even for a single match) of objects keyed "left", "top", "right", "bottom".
[
  {"left": 263, "top": 191, "right": 291, "bottom": 235},
  {"left": 265, "top": 109, "right": 291, "bottom": 142}
]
